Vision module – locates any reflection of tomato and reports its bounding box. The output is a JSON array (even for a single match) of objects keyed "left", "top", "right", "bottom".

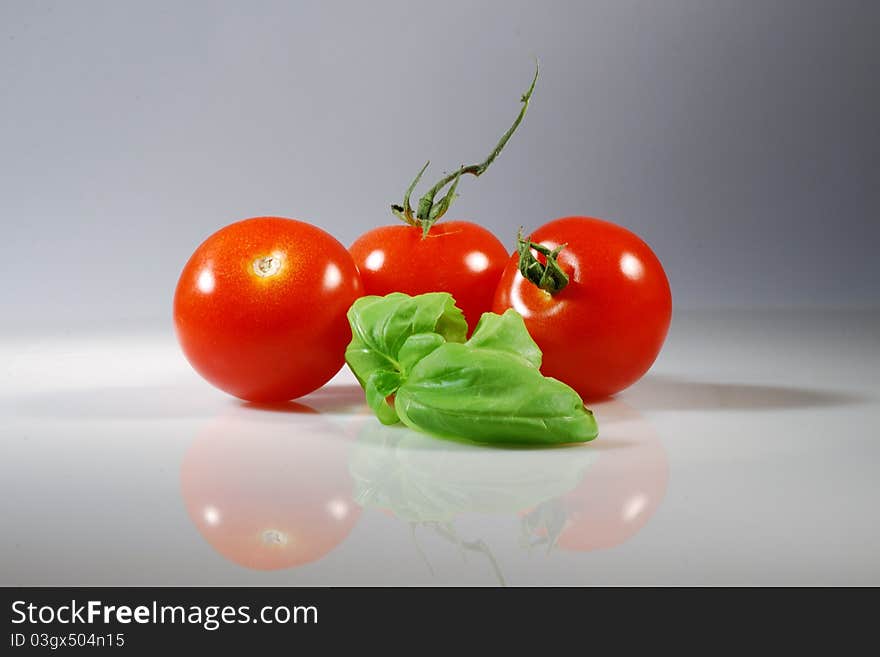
[
  {"left": 349, "top": 222, "right": 509, "bottom": 333},
  {"left": 522, "top": 399, "right": 668, "bottom": 551},
  {"left": 493, "top": 217, "right": 671, "bottom": 399},
  {"left": 180, "top": 410, "right": 361, "bottom": 570},
  {"left": 174, "top": 217, "right": 363, "bottom": 402}
]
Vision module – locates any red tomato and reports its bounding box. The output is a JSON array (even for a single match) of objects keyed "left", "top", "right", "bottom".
[
  {"left": 180, "top": 409, "right": 361, "bottom": 571},
  {"left": 174, "top": 217, "right": 363, "bottom": 402},
  {"left": 493, "top": 216, "right": 671, "bottom": 400},
  {"left": 349, "top": 222, "right": 509, "bottom": 333}
]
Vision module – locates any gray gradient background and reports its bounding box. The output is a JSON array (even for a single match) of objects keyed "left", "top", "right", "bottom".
[{"left": 1, "top": 0, "right": 878, "bottom": 331}]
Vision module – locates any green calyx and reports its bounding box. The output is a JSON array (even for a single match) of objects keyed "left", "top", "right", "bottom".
[
  {"left": 345, "top": 292, "right": 598, "bottom": 446},
  {"left": 391, "top": 61, "right": 539, "bottom": 238},
  {"left": 516, "top": 228, "right": 570, "bottom": 294}
]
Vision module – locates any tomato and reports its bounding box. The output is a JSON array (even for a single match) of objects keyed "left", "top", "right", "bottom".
[
  {"left": 173, "top": 217, "right": 363, "bottom": 402},
  {"left": 493, "top": 216, "right": 672, "bottom": 400},
  {"left": 349, "top": 221, "right": 509, "bottom": 333},
  {"left": 180, "top": 409, "right": 361, "bottom": 571}
]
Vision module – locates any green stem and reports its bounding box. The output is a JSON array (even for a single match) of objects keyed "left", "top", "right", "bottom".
[
  {"left": 391, "top": 60, "right": 539, "bottom": 235},
  {"left": 392, "top": 160, "right": 430, "bottom": 226},
  {"left": 516, "top": 228, "right": 569, "bottom": 294}
]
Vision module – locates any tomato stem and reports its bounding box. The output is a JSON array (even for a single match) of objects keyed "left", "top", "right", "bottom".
[
  {"left": 516, "top": 228, "right": 570, "bottom": 294},
  {"left": 391, "top": 60, "right": 539, "bottom": 236},
  {"left": 391, "top": 161, "right": 430, "bottom": 227}
]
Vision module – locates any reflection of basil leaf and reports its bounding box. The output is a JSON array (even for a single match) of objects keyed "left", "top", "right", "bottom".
[
  {"left": 349, "top": 424, "right": 598, "bottom": 523},
  {"left": 345, "top": 293, "right": 598, "bottom": 445}
]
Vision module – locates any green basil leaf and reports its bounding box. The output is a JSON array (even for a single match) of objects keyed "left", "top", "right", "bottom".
[
  {"left": 396, "top": 342, "right": 598, "bottom": 445},
  {"left": 466, "top": 309, "right": 542, "bottom": 368},
  {"left": 365, "top": 369, "right": 402, "bottom": 425},
  {"left": 345, "top": 292, "right": 467, "bottom": 421},
  {"left": 345, "top": 292, "right": 467, "bottom": 380},
  {"left": 398, "top": 332, "right": 446, "bottom": 374},
  {"left": 346, "top": 292, "right": 599, "bottom": 446}
]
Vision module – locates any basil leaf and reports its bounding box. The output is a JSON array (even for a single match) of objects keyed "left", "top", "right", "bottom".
[
  {"left": 466, "top": 309, "right": 542, "bottom": 368},
  {"left": 345, "top": 292, "right": 467, "bottom": 419},
  {"left": 398, "top": 332, "right": 446, "bottom": 374},
  {"left": 365, "top": 369, "right": 402, "bottom": 425},
  {"left": 396, "top": 343, "right": 598, "bottom": 445},
  {"left": 345, "top": 292, "right": 599, "bottom": 445}
]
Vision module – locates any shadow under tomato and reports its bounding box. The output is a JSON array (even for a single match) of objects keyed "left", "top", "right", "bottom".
[
  {"left": 621, "top": 374, "right": 865, "bottom": 411},
  {"left": 4, "top": 384, "right": 224, "bottom": 420},
  {"left": 239, "top": 400, "right": 318, "bottom": 414},
  {"left": 299, "top": 384, "right": 367, "bottom": 414}
]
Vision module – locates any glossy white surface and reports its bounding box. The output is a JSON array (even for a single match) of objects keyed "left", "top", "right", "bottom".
[{"left": 2, "top": 310, "right": 878, "bottom": 585}]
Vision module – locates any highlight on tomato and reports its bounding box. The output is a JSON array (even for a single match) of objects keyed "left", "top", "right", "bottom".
[
  {"left": 180, "top": 409, "right": 361, "bottom": 571},
  {"left": 349, "top": 64, "right": 539, "bottom": 333},
  {"left": 493, "top": 216, "right": 672, "bottom": 400},
  {"left": 173, "top": 216, "right": 363, "bottom": 402}
]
